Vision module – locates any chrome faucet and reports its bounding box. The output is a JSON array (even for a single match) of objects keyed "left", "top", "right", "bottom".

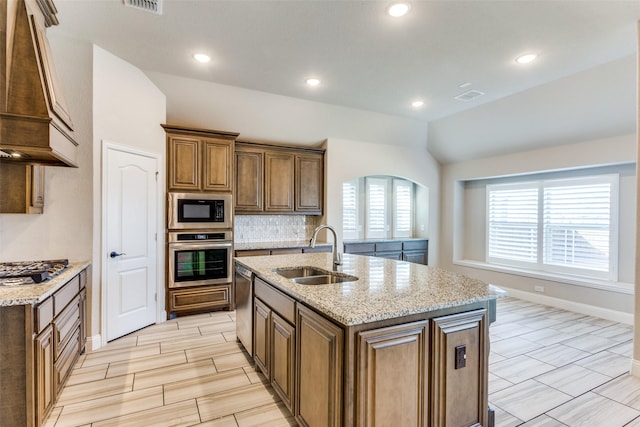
[{"left": 310, "top": 224, "right": 342, "bottom": 268}]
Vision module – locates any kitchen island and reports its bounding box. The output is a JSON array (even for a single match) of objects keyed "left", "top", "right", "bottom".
[{"left": 234, "top": 253, "right": 504, "bottom": 427}]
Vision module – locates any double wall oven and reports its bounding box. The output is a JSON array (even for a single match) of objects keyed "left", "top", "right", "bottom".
[{"left": 167, "top": 193, "right": 234, "bottom": 316}]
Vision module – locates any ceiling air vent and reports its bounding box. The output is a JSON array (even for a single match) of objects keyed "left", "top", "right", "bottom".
[
  {"left": 124, "top": 0, "right": 163, "bottom": 15},
  {"left": 454, "top": 89, "right": 485, "bottom": 102}
]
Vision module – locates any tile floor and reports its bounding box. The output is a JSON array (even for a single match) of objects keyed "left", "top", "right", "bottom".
[{"left": 43, "top": 298, "right": 637, "bottom": 426}]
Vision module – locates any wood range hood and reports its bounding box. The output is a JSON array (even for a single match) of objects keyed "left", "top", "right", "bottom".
[{"left": 0, "top": 0, "right": 78, "bottom": 167}]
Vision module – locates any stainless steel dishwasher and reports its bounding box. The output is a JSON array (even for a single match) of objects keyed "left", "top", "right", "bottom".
[{"left": 234, "top": 262, "right": 253, "bottom": 355}]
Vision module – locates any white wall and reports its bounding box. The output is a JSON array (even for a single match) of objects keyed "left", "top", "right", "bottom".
[
  {"left": 146, "top": 71, "right": 428, "bottom": 151},
  {"left": 325, "top": 138, "right": 440, "bottom": 265},
  {"left": 91, "top": 46, "right": 166, "bottom": 347},
  {"left": 0, "top": 35, "right": 93, "bottom": 263},
  {"left": 441, "top": 133, "right": 636, "bottom": 320}
]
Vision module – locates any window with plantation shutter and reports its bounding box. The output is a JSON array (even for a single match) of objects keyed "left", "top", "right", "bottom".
[
  {"left": 394, "top": 179, "right": 413, "bottom": 237},
  {"left": 487, "top": 175, "right": 618, "bottom": 280},
  {"left": 342, "top": 180, "right": 358, "bottom": 240},
  {"left": 366, "top": 178, "right": 387, "bottom": 238}
]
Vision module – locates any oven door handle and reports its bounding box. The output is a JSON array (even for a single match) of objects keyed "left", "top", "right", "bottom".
[{"left": 168, "top": 242, "right": 233, "bottom": 251}]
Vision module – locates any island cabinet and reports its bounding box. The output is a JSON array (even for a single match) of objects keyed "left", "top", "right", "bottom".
[
  {"left": 0, "top": 265, "right": 89, "bottom": 427},
  {"left": 253, "top": 277, "right": 297, "bottom": 412},
  {"left": 235, "top": 141, "right": 325, "bottom": 215},
  {"left": 163, "top": 124, "right": 239, "bottom": 193},
  {"left": 247, "top": 272, "right": 492, "bottom": 427}
]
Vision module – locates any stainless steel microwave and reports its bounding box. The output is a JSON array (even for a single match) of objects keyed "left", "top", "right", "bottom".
[{"left": 167, "top": 192, "right": 232, "bottom": 230}]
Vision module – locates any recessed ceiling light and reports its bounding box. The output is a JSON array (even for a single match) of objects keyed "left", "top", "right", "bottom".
[
  {"left": 193, "top": 53, "right": 211, "bottom": 63},
  {"left": 387, "top": 2, "right": 410, "bottom": 17},
  {"left": 411, "top": 100, "right": 424, "bottom": 108},
  {"left": 306, "top": 78, "right": 321, "bottom": 87},
  {"left": 515, "top": 53, "right": 537, "bottom": 64}
]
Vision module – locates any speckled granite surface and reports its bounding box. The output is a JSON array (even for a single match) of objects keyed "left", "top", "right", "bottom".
[
  {"left": 234, "top": 240, "right": 332, "bottom": 251},
  {"left": 0, "top": 261, "right": 90, "bottom": 307},
  {"left": 234, "top": 253, "right": 505, "bottom": 326}
]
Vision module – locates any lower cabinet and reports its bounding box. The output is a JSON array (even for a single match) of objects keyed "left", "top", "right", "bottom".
[
  {"left": 253, "top": 297, "right": 271, "bottom": 377},
  {"left": 271, "top": 312, "right": 296, "bottom": 411},
  {"left": 34, "top": 325, "right": 55, "bottom": 427},
  {"left": 356, "top": 321, "right": 429, "bottom": 426},
  {"left": 296, "top": 304, "right": 343, "bottom": 427},
  {"left": 431, "top": 309, "right": 488, "bottom": 427},
  {"left": 344, "top": 239, "right": 429, "bottom": 265},
  {"left": 168, "top": 284, "right": 233, "bottom": 315}
]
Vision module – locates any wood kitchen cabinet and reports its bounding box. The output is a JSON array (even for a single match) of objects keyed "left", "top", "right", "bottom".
[
  {"left": 163, "top": 124, "right": 238, "bottom": 193},
  {"left": 0, "top": 264, "right": 89, "bottom": 427},
  {"left": 432, "top": 309, "right": 488, "bottom": 427},
  {"left": 344, "top": 239, "right": 429, "bottom": 265},
  {"left": 296, "top": 304, "right": 343, "bottom": 427},
  {"left": 0, "top": 161, "right": 45, "bottom": 214},
  {"left": 235, "top": 140, "right": 325, "bottom": 215},
  {"left": 356, "top": 320, "right": 429, "bottom": 426},
  {"left": 253, "top": 277, "right": 298, "bottom": 412}
]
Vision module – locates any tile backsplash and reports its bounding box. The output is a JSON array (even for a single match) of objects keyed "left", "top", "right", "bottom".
[{"left": 234, "top": 215, "right": 321, "bottom": 243}]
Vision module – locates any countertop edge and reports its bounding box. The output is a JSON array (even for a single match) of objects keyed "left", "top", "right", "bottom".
[{"left": 0, "top": 261, "right": 90, "bottom": 307}]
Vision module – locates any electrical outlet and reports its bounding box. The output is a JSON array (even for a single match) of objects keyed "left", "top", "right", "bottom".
[{"left": 534, "top": 285, "right": 545, "bottom": 293}]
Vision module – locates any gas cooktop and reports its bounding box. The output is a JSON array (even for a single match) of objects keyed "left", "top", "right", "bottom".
[{"left": 0, "top": 259, "right": 69, "bottom": 286}]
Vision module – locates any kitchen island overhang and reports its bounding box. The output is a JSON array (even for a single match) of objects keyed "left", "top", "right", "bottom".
[{"left": 234, "top": 252, "right": 505, "bottom": 427}]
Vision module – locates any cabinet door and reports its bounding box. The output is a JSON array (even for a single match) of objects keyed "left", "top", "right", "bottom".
[
  {"left": 265, "top": 151, "right": 295, "bottom": 212},
  {"left": 34, "top": 325, "right": 55, "bottom": 426},
  {"left": 168, "top": 136, "right": 200, "bottom": 191},
  {"left": 235, "top": 149, "right": 264, "bottom": 212},
  {"left": 254, "top": 298, "right": 271, "bottom": 377},
  {"left": 296, "top": 305, "right": 343, "bottom": 427},
  {"left": 295, "top": 153, "right": 323, "bottom": 214},
  {"left": 431, "top": 309, "right": 488, "bottom": 427},
  {"left": 403, "top": 251, "right": 428, "bottom": 265},
  {"left": 79, "top": 288, "right": 87, "bottom": 354},
  {"left": 356, "top": 321, "right": 429, "bottom": 427},
  {"left": 271, "top": 312, "right": 296, "bottom": 413},
  {"left": 203, "top": 138, "right": 233, "bottom": 192}
]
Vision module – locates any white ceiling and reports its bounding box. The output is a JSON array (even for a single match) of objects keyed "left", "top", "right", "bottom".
[{"left": 51, "top": 0, "right": 640, "bottom": 163}]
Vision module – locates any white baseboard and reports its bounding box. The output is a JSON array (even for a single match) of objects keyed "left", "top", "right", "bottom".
[
  {"left": 87, "top": 334, "right": 102, "bottom": 352},
  {"left": 499, "top": 286, "right": 633, "bottom": 325},
  {"left": 631, "top": 359, "right": 640, "bottom": 377}
]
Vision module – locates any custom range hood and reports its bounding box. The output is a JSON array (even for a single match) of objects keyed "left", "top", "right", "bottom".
[{"left": 0, "top": 0, "right": 78, "bottom": 167}]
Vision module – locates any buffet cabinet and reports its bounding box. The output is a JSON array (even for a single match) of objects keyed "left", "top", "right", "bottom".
[
  {"left": 344, "top": 239, "right": 429, "bottom": 265},
  {"left": 0, "top": 266, "right": 88, "bottom": 427},
  {"left": 235, "top": 141, "right": 325, "bottom": 215},
  {"left": 249, "top": 273, "right": 490, "bottom": 427},
  {"left": 163, "top": 124, "right": 239, "bottom": 193}
]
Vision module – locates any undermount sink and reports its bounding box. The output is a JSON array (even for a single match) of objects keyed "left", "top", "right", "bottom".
[{"left": 274, "top": 266, "right": 358, "bottom": 285}]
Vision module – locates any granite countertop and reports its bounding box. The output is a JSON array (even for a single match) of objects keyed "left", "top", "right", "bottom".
[
  {"left": 234, "top": 240, "right": 332, "bottom": 251},
  {"left": 0, "top": 261, "right": 90, "bottom": 307},
  {"left": 234, "top": 253, "right": 505, "bottom": 326}
]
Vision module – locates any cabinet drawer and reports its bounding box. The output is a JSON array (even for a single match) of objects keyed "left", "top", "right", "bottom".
[
  {"left": 344, "top": 243, "right": 375, "bottom": 254},
  {"left": 235, "top": 249, "right": 271, "bottom": 257},
  {"left": 54, "top": 328, "right": 80, "bottom": 393},
  {"left": 254, "top": 278, "right": 295, "bottom": 325},
  {"left": 169, "top": 285, "right": 232, "bottom": 314},
  {"left": 35, "top": 297, "right": 54, "bottom": 334},
  {"left": 53, "top": 275, "right": 80, "bottom": 316},
  {"left": 302, "top": 246, "right": 332, "bottom": 254},
  {"left": 270, "top": 248, "right": 302, "bottom": 255},
  {"left": 54, "top": 295, "right": 80, "bottom": 359},
  {"left": 375, "top": 242, "right": 402, "bottom": 252},
  {"left": 402, "top": 240, "right": 428, "bottom": 251}
]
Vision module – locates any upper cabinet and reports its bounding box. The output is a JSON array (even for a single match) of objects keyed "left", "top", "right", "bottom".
[
  {"left": 163, "top": 125, "right": 239, "bottom": 193},
  {"left": 235, "top": 141, "right": 324, "bottom": 215}
]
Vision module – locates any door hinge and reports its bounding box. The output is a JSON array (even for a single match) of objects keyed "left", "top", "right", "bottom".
[
  {"left": 155, "top": 232, "right": 157, "bottom": 241},
  {"left": 154, "top": 293, "right": 157, "bottom": 302},
  {"left": 155, "top": 171, "right": 159, "bottom": 181}
]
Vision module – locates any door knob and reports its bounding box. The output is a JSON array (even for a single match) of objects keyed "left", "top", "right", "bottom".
[{"left": 110, "top": 251, "right": 126, "bottom": 258}]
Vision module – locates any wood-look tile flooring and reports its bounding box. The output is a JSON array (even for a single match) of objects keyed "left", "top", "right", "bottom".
[{"left": 44, "top": 298, "right": 637, "bottom": 426}]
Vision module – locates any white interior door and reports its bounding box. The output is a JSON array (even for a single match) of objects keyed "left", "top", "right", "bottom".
[{"left": 105, "top": 144, "right": 158, "bottom": 341}]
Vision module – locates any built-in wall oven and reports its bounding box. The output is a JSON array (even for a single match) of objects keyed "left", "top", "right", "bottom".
[
  {"left": 168, "top": 192, "right": 232, "bottom": 230},
  {"left": 167, "top": 230, "right": 233, "bottom": 289}
]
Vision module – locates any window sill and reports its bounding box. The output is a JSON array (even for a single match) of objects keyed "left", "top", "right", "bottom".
[{"left": 453, "top": 259, "right": 633, "bottom": 295}]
